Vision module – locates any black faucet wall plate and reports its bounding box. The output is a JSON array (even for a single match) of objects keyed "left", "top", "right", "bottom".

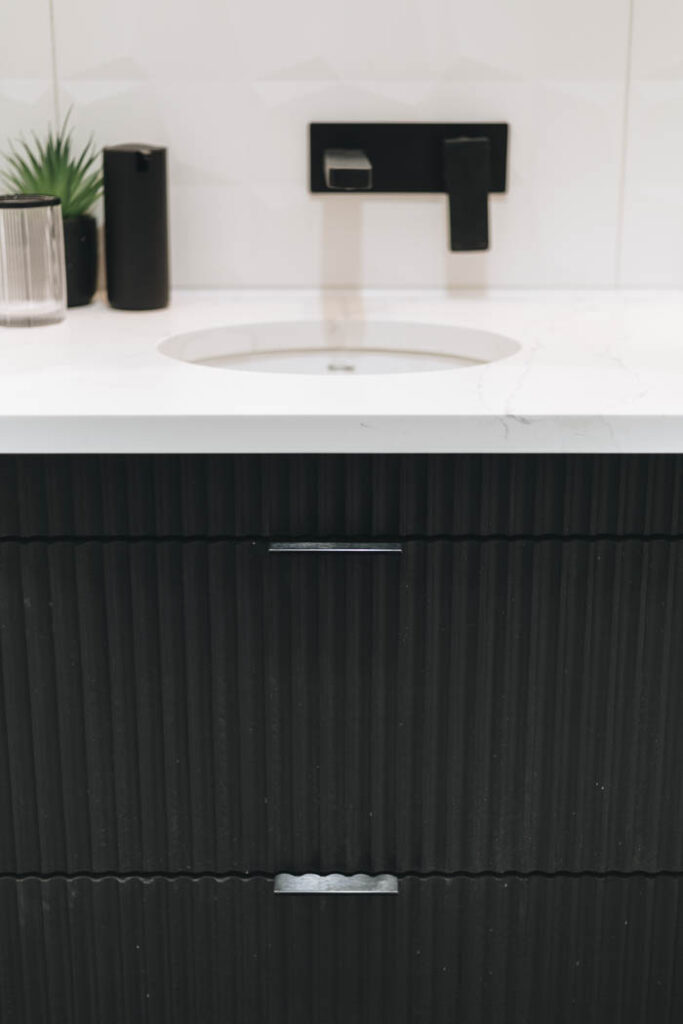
[{"left": 309, "top": 123, "right": 508, "bottom": 194}]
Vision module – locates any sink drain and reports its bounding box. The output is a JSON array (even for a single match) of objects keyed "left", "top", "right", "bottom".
[{"left": 327, "top": 362, "right": 356, "bottom": 373}]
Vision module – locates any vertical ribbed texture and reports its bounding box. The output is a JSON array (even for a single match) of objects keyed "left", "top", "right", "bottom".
[
  {"left": 0, "top": 455, "right": 681, "bottom": 537},
  {"left": 0, "top": 205, "right": 65, "bottom": 324},
  {"left": 0, "top": 539, "right": 682, "bottom": 875},
  {"left": 2, "top": 456, "right": 681, "bottom": 1022},
  {"left": 0, "top": 876, "right": 682, "bottom": 1024}
]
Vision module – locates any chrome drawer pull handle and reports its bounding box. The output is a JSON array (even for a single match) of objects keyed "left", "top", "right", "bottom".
[
  {"left": 274, "top": 873, "right": 399, "bottom": 894},
  {"left": 268, "top": 542, "right": 402, "bottom": 554}
]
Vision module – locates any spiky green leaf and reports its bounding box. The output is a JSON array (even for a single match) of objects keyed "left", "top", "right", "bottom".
[{"left": 1, "top": 108, "right": 103, "bottom": 218}]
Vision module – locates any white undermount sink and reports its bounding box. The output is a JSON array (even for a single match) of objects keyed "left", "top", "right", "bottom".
[{"left": 158, "top": 320, "right": 521, "bottom": 375}]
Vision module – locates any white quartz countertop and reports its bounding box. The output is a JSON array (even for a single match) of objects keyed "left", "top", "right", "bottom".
[{"left": 1, "top": 288, "right": 683, "bottom": 453}]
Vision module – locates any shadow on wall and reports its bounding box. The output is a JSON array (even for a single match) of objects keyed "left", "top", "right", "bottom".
[
  {"left": 317, "top": 192, "right": 494, "bottom": 292},
  {"left": 444, "top": 246, "right": 491, "bottom": 292},
  {"left": 320, "top": 196, "right": 363, "bottom": 289}
]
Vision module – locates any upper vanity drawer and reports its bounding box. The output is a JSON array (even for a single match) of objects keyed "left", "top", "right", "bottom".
[
  {"left": 1, "top": 538, "right": 682, "bottom": 876},
  {"left": 0, "top": 454, "right": 681, "bottom": 538}
]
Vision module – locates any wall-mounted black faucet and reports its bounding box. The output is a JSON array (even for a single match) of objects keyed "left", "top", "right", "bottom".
[{"left": 310, "top": 123, "right": 508, "bottom": 252}]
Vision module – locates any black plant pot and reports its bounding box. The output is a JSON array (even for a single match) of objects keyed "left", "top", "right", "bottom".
[{"left": 63, "top": 214, "right": 98, "bottom": 307}]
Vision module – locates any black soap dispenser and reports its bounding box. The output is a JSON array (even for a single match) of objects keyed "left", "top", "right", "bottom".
[{"left": 103, "top": 144, "right": 169, "bottom": 310}]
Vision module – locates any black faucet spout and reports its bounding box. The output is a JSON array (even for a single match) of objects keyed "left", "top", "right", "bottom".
[{"left": 323, "top": 149, "right": 373, "bottom": 190}]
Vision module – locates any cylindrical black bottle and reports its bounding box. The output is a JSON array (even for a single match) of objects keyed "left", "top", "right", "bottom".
[{"left": 103, "top": 144, "right": 169, "bottom": 310}]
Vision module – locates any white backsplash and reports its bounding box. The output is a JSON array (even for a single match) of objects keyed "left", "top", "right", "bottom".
[
  {"left": 619, "top": 0, "right": 683, "bottom": 286},
  {"left": 0, "top": 0, "right": 677, "bottom": 288}
]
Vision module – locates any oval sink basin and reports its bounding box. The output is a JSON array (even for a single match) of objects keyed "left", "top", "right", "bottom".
[{"left": 158, "top": 320, "right": 520, "bottom": 376}]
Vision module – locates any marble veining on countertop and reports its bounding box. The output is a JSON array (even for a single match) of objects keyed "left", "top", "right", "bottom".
[{"left": 1, "top": 289, "right": 682, "bottom": 453}]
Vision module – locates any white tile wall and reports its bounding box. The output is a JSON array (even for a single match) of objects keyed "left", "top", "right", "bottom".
[
  {"left": 0, "top": 0, "right": 55, "bottom": 176},
  {"left": 620, "top": 0, "right": 683, "bottom": 286},
  {"left": 0, "top": 0, "right": 677, "bottom": 289}
]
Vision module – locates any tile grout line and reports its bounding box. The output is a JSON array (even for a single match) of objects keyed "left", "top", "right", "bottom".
[
  {"left": 614, "top": 0, "right": 636, "bottom": 288},
  {"left": 47, "top": 0, "right": 61, "bottom": 125}
]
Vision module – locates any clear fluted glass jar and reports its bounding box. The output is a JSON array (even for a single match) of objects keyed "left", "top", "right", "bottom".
[{"left": 0, "top": 194, "right": 66, "bottom": 327}]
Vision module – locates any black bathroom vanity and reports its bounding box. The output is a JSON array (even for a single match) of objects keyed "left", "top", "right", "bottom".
[{"left": 0, "top": 452, "right": 682, "bottom": 1023}]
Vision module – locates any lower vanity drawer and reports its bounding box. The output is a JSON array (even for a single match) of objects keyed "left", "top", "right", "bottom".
[{"left": 1, "top": 875, "right": 682, "bottom": 1024}]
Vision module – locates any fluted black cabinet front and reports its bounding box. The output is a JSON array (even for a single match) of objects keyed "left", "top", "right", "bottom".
[
  {"left": 1, "top": 875, "right": 682, "bottom": 1024},
  {"left": 1, "top": 538, "right": 682, "bottom": 876}
]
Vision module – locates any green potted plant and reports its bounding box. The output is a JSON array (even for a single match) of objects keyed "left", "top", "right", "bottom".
[{"left": 2, "top": 113, "right": 103, "bottom": 307}]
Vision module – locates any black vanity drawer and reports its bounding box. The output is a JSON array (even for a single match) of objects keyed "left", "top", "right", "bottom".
[
  {"left": 1, "top": 875, "right": 682, "bottom": 1024},
  {"left": 0, "top": 454, "right": 681, "bottom": 538},
  {"left": 1, "top": 539, "right": 683, "bottom": 875}
]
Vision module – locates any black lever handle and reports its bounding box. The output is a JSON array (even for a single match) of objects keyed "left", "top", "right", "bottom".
[{"left": 443, "top": 137, "right": 491, "bottom": 251}]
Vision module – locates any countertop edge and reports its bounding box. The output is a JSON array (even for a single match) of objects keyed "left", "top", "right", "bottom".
[{"left": 1, "top": 414, "right": 682, "bottom": 454}]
